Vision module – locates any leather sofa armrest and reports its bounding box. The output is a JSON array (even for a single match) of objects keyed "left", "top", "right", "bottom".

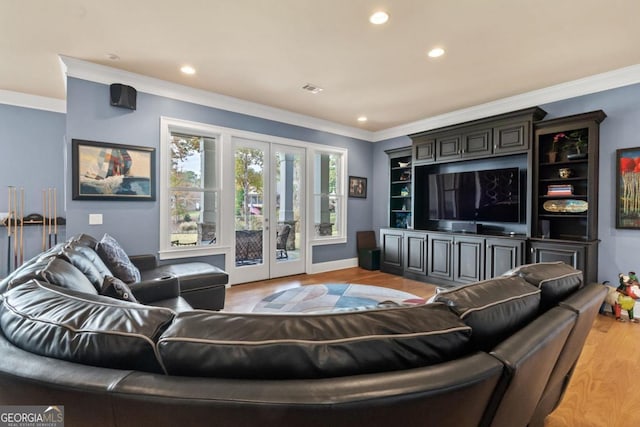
[
  {"left": 128, "top": 254, "right": 158, "bottom": 271},
  {"left": 130, "top": 275, "right": 180, "bottom": 304}
]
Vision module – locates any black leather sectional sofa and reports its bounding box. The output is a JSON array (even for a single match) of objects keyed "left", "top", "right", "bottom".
[
  {"left": 0, "top": 235, "right": 606, "bottom": 427},
  {"left": 0, "top": 233, "right": 228, "bottom": 311}
]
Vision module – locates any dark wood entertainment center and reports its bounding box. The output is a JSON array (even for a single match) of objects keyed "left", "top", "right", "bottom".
[{"left": 382, "top": 107, "right": 606, "bottom": 287}]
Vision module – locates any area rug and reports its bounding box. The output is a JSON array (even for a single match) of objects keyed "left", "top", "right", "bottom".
[{"left": 252, "top": 283, "right": 426, "bottom": 314}]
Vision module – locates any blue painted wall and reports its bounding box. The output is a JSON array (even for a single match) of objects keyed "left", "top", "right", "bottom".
[
  {"left": 373, "top": 83, "right": 640, "bottom": 284},
  {"left": 0, "top": 104, "right": 65, "bottom": 276},
  {"left": 539, "top": 83, "right": 640, "bottom": 285},
  {"left": 65, "top": 78, "right": 373, "bottom": 267},
  {"left": 3, "top": 77, "right": 639, "bottom": 283}
]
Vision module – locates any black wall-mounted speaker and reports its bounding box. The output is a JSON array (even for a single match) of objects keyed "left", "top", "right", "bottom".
[{"left": 110, "top": 84, "right": 137, "bottom": 110}]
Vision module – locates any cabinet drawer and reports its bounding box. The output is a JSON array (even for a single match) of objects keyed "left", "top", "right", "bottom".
[
  {"left": 494, "top": 121, "right": 529, "bottom": 154},
  {"left": 462, "top": 128, "right": 492, "bottom": 158},
  {"left": 414, "top": 139, "right": 435, "bottom": 162},
  {"left": 437, "top": 134, "right": 462, "bottom": 160}
]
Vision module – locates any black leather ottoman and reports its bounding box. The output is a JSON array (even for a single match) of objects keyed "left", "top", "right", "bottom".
[{"left": 140, "top": 263, "right": 228, "bottom": 310}]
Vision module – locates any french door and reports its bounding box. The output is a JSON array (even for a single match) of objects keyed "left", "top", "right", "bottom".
[{"left": 231, "top": 138, "right": 305, "bottom": 284}]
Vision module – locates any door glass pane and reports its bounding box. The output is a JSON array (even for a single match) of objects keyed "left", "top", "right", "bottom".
[
  {"left": 275, "top": 150, "right": 302, "bottom": 261},
  {"left": 235, "top": 147, "right": 264, "bottom": 266}
]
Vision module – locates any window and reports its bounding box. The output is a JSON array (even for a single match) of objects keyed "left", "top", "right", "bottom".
[
  {"left": 160, "top": 118, "right": 222, "bottom": 258},
  {"left": 160, "top": 117, "right": 348, "bottom": 259},
  {"left": 310, "top": 148, "right": 347, "bottom": 243}
]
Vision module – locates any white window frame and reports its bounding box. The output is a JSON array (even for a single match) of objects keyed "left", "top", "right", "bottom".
[
  {"left": 159, "top": 117, "right": 225, "bottom": 259},
  {"left": 160, "top": 117, "right": 348, "bottom": 262},
  {"left": 307, "top": 146, "right": 348, "bottom": 246}
]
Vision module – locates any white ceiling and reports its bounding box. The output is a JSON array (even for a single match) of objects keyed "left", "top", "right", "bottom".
[{"left": 2, "top": 0, "right": 640, "bottom": 134}]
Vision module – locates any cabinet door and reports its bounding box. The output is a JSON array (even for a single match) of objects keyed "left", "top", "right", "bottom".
[
  {"left": 428, "top": 234, "right": 454, "bottom": 280},
  {"left": 485, "top": 238, "right": 524, "bottom": 279},
  {"left": 404, "top": 232, "right": 427, "bottom": 275},
  {"left": 529, "top": 240, "right": 598, "bottom": 284},
  {"left": 414, "top": 138, "right": 435, "bottom": 162},
  {"left": 462, "top": 128, "right": 492, "bottom": 158},
  {"left": 380, "top": 230, "right": 403, "bottom": 275},
  {"left": 529, "top": 240, "right": 584, "bottom": 270},
  {"left": 437, "top": 134, "right": 462, "bottom": 161},
  {"left": 494, "top": 121, "right": 529, "bottom": 154},
  {"left": 453, "top": 236, "right": 485, "bottom": 283}
]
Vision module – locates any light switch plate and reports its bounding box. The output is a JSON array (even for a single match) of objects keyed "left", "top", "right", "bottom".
[{"left": 89, "top": 214, "right": 103, "bottom": 225}]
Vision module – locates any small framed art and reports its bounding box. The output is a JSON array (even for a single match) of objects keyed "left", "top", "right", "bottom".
[{"left": 348, "top": 176, "right": 367, "bottom": 198}]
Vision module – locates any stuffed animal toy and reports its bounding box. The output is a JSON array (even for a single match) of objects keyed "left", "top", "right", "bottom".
[{"left": 604, "top": 272, "right": 640, "bottom": 322}]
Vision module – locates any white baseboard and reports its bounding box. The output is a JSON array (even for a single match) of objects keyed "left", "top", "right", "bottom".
[{"left": 308, "top": 257, "right": 358, "bottom": 274}]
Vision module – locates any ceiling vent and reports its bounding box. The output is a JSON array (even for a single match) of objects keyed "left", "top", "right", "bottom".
[{"left": 302, "top": 83, "right": 323, "bottom": 94}]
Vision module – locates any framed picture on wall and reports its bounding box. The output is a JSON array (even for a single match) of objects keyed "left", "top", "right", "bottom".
[
  {"left": 72, "top": 139, "right": 156, "bottom": 201},
  {"left": 348, "top": 176, "right": 367, "bottom": 198},
  {"left": 616, "top": 147, "right": 640, "bottom": 229}
]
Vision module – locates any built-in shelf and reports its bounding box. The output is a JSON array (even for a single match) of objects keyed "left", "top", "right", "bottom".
[{"left": 386, "top": 148, "right": 412, "bottom": 229}]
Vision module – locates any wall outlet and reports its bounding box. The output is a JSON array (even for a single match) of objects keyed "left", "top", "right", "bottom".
[{"left": 89, "top": 214, "right": 103, "bottom": 225}]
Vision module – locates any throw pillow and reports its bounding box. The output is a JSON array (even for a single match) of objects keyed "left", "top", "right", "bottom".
[
  {"left": 96, "top": 234, "right": 141, "bottom": 284},
  {"left": 100, "top": 276, "right": 139, "bottom": 303}
]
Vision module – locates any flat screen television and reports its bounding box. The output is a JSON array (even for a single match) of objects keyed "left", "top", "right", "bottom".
[{"left": 427, "top": 167, "right": 521, "bottom": 223}]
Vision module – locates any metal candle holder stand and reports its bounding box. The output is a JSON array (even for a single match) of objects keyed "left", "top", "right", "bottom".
[{"left": 5, "top": 186, "right": 58, "bottom": 273}]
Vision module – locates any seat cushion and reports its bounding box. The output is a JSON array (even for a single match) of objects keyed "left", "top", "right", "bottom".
[
  {"left": 157, "top": 302, "right": 472, "bottom": 379},
  {"left": 504, "top": 262, "right": 583, "bottom": 311},
  {"left": 0, "top": 280, "right": 174, "bottom": 373},
  {"left": 434, "top": 276, "right": 541, "bottom": 350}
]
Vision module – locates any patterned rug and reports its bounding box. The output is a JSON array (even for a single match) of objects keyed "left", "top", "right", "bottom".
[{"left": 252, "top": 283, "right": 426, "bottom": 314}]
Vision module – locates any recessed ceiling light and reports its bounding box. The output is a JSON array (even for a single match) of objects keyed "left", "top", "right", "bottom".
[
  {"left": 428, "top": 47, "right": 445, "bottom": 58},
  {"left": 180, "top": 65, "right": 196, "bottom": 75},
  {"left": 369, "top": 11, "right": 389, "bottom": 25},
  {"left": 302, "top": 83, "right": 323, "bottom": 94},
  {"left": 357, "top": 116, "right": 368, "bottom": 123}
]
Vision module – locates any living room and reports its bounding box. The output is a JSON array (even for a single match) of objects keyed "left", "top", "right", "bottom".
[{"left": 1, "top": 2, "right": 640, "bottom": 426}]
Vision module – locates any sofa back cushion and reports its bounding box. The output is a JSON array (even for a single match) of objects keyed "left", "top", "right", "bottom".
[
  {"left": 0, "top": 243, "right": 65, "bottom": 294},
  {"left": 6, "top": 257, "right": 98, "bottom": 295},
  {"left": 504, "top": 262, "right": 583, "bottom": 311},
  {"left": 67, "top": 233, "right": 99, "bottom": 249},
  {"left": 157, "top": 303, "right": 472, "bottom": 379},
  {"left": 58, "top": 245, "right": 112, "bottom": 291},
  {"left": 434, "top": 276, "right": 541, "bottom": 351},
  {"left": 0, "top": 280, "right": 174, "bottom": 373}
]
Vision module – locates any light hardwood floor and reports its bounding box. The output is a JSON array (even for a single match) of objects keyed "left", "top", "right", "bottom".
[{"left": 223, "top": 267, "right": 640, "bottom": 427}]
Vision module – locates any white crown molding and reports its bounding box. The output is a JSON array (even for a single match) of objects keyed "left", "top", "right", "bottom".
[
  {"left": 372, "top": 63, "right": 640, "bottom": 142},
  {"left": 0, "top": 90, "right": 65, "bottom": 113},
  {"left": 5, "top": 58, "right": 640, "bottom": 142},
  {"left": 59, "top": 55, "right": 375, "bottom": 142}
]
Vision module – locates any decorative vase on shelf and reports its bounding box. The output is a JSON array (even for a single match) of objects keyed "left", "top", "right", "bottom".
[{"left": 547, "top": 151, "right": 558, "bottom": 163}]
